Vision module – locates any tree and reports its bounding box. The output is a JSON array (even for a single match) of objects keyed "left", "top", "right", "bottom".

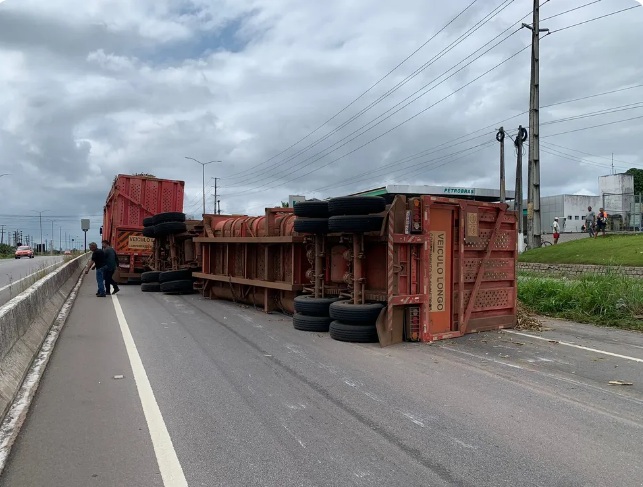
[
  {"left": 626, "top": 168, "right": 643, "bottom": 194},
  {"left": 281, "top": 201, "right": 289, "bottom": 207}
]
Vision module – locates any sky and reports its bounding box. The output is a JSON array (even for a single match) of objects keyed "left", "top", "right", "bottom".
[{"left": 0, "top": 0, "right": 642, "bottom": 247}]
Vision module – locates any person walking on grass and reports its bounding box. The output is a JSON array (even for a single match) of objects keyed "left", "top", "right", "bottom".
[
  {"left": 102, "top": 240, "right": 120, "bottom": 295},
  {"left": 595, "top": 208, "right": 607, "bottom": 238},
  {"left": 585, "top": 206, "right": 595, "bottom": 238},
  {"left": 85, "top": 242, "right": 106, "bottom": 297},
  {"left": 552, "top": 217, "right": 560, "bottom": 245}
]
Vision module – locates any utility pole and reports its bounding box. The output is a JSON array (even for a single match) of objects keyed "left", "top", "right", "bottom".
[
  {"left": 212, "top": 177, "right": 220, "bottom": 214},
  {"left": 0, "top": 225, "right": 5, "bottom": 245},
  {"left": 523, "top": 1, "right": 548, "bottom": 249},
  {"left": 515, "top": 126, "right": 528, "bottom": 249},
  {"left": 497, "top": 127, "right": 506, "bottom": 203}
]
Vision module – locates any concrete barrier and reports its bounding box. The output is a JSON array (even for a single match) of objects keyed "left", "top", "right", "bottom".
[{"left": 0, "top": 254, "right": 89, "bottom": 422}]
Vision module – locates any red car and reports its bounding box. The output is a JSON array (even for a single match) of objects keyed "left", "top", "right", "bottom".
[{"left": 15, "top": 246, "right": 35, "bottom": 259}]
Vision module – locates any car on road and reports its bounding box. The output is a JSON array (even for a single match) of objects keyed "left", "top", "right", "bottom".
[
  {"left": 15, "top": 245, "right": 35, "bottom": 259},
  {"left": 64, "top": 250, "right": 71, "bottom": 255}
]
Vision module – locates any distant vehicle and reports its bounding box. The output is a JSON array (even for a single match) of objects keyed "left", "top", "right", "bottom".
[
  {"left": 15, "top": 245, "right": 35, "bottom": 259},
  {"left": 64, "top": 250, "right": 72, "bottom": 255}
]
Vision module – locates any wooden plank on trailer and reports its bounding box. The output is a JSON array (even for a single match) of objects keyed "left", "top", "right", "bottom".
[{"left": 192, "top": 272, "right": 303, "bottom": 291}]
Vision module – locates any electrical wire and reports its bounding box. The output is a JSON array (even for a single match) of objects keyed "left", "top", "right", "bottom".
[
  {"left": 541, "top": 114, "right": 643, "bottom": 137},
  {"left": 540, "top": 102, "right": 643, "bottom": 126},
  {"left": 223, "top": 0, "right": 519, "bottom": 184},
  {"left": 541, "top": 0, "right": 604, "bottom": 22},
  {"left": 222, "top": 0, "right": 481, "bottom": 180},
  {"left": 548, "top": 4, "right": 641, "bottom": 34},
  {"left": 542, "top": 141, "right": 638, "bottom": 167}
]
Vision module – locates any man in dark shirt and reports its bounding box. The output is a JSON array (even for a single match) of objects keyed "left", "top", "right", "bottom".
[
  {"left": 85, "top": 242, "right": 107, "bottom": 297},
  {"left": 102, "top": 240, "right": 120, "bottom": 295}
]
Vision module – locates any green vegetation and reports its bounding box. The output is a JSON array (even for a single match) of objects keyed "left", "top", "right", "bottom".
[
  {"left": 626, "top": 168, "right": 643, "bottom": 194},
  {"left": 518, "top": 271, "right": 643, "bottom": 331},
  {"left": 0, "top": 243, "right": 15, "bottom": 259},
  {"left": 519, "top": 234, "right": 643, "bottom": 267}
]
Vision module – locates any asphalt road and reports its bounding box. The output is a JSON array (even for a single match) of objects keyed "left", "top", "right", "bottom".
[
  {"left": 1, "top": 277, "right": 642, "bottom": 486},
  {"left": 0, "top": 256, "right": 64, "bottom": 305}
]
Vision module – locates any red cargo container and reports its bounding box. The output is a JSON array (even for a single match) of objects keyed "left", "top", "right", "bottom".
[{"left": 102, "top": 174, "right": 184, "bottom": 283}]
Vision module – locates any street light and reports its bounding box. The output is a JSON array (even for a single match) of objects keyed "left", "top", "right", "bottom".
[{"left": 185, "top": 157, "right": 221, "bottom": 216}]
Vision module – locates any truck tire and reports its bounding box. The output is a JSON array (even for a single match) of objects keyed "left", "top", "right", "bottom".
[
  {"left": 143, "top": 217, "right": 155, "bottom": 227},
  {"left": 329, "top": 300, "right": 385, "bottom": 325},
  {"left": 160, "top": 279, "right": 194, "bottom": 294},
  {"left": 154, "top": 221, "right": 187, "bottom": 237},
  {"left": 293, "top": 200, "right": 329, "bottom": 218},
  {"left": 141, "top": 282, "right": 161, "bottom": 292},
  {"left": 329, "top": 321, "right": 378, "bottom": 343},
  {"left": 328, "top": 196, "right": 386, "bottom": 216},
  {"left": 141, "top": 271, "right": 161, "bottom": 283},
  {"left": 294, "top": 295, "right": 341, "bottom": 317},
  {"left": 142, "top": 226, "right": 155, "bottom": 238},
  {"left": 294, "top": 218, "right": 329, "bottom": 234},
  {"left": 328, "top": 215, "right": 384, "bottom": 233},
  {"left": 293, "top": 313, "right": 333, "bottom": 332},
  {"left": 153, "top": 212, "right": 186, "bottom": 225},
  {"left": 159, "top": 269, "right": 193, "bottom": 283}
]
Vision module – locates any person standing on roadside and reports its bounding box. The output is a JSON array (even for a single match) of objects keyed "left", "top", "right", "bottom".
[
  {"left": 102, "top": 240, "right": 120, "bottom": 295},
  {"left": 585, "top": 206, "right": 595, "bottom": 237},
  {"left": 552, "top": 217, "right": 560, "bottom": 244},
  {"left": 85, "top": 242, "right": 106, "bottom": 297}
]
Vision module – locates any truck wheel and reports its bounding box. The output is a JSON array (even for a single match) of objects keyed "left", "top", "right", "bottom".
[
  {"left": 294, "top": 295, "right": 341, "bottom": 317},
  {"left": 159, "top": 269, "right": 193, "bottom": 283},
  {"left": 153, "top": 212, "right": 186, "bottom": 225},
  {"left": 141, "top": 282, "right": 161, "bottom": 292},
  {"left": 328, "top": 215, "right": 384, "bottom": 233},
  {"left": 293, "top": 313, "right": 333, "bottom": 332},
  {"left": 142, "top": 226, "right": 156, "bottom": 238},
  {"left": 141, "top": 271, "right": 161, "bottom": 283},
  {"left": 329, "top": 300, "right": 385, "bottom": 325},
  {"left": 329, "top": 321, "right": 378, "bottom": 343},
  {"left": 293, "top": 200, "right": 329, "bottom": 218},
  {"left": 143, "top": 217, "right": 155, "bottom": 227},
  {"left": 154, "top": 221, "right": 187, "bottom": 237},
  {"left": 294, "top": 218, "right": 329, "bottom": 234},
  {"left": 328, "top": 196, "right": 386, "bottom": 216},
  {"left": 160, "top": 279, "right": 194, "bottom": 294}
]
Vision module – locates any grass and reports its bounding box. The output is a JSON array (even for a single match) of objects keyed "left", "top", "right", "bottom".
[
  {"left": 518, "top": 271, "right": 643, "bottom": 331},
  {"left": 518, "top": 234, "right": 643, "bottom": 266}
]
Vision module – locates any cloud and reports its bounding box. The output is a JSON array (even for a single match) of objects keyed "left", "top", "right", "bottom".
[{"left": 0, "top": 0, "right": 642, "bottom": 243}]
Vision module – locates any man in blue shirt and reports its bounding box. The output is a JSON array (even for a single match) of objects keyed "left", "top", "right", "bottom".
[{"left": 102, "top": 240, "right": 120, "bottom": 295}]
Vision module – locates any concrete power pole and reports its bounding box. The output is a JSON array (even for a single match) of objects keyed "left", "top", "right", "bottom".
[
  {"left": 497, "top": 127, "right": 506, "bottom": 203},
  {"left": 515, "top": 126, "right": 528, "bottom": 251},
  {"left": 0, "top": 225, "right": 5, "bottom": 245},
  {"left": 523, "top": 0, "right": 548, "bottom": 249},
  {"left": 213, "top": 177, "right": 220, "bottom": 214}
]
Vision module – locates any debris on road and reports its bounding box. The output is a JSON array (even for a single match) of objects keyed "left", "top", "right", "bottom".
[
  {"left": 608, "top": 380, "right": 633, "bottom": 386},
  {"left": 515, "top": 302, "right": 545, "bottom": 331},
  {"left": 113, "top": 375, "right": 124, "bottom": 380}
]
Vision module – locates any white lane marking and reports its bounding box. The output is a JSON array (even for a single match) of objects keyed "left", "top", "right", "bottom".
[
  {"left": 504, "top": 330, "right": 643, "bottom": 364},
  {"left": 402, "top": 412, "right": 425, "bottom": 427},
  {"left": 0, "top": 261, "right": 61, "bottom": 293},
  {"left": 112, "top": 295, "right": 188, "bottom": 487},
  {"left": 440, "top": 346, "right": 524, "bottom": 369}
]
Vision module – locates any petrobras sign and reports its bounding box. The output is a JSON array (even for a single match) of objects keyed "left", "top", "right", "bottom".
[{"left": 443, "top": 187, "right": 475, "bottom": 195}]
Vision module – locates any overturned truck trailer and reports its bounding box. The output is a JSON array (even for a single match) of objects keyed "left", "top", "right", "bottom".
[{"left": 194, "top": 194, "right": 518, "bottom": 346}]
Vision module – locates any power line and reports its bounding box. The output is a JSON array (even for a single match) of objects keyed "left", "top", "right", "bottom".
[
  {"left": 223, "top": 0, "right": 481, "bottom": 180},
  {"left": 542, "top": 141, "right": 639, "bottom": 167},
  {"left": 541, "top": 114, "right": 643, "bottom": 137},
  {"left": 541, "top": 0, "right": 603, "bottom": 22},
  {"left": 540, "top": 102, "right": 643, "bottom": 126},
  {"left": 548, "top": 4, "right": 641, "bottom": 34},
  {"left": 224, "top": 0, "right": 519, "bottom": 184},
  {"left": 223, "top": 38, "right": 531, "bottom": 198}
]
